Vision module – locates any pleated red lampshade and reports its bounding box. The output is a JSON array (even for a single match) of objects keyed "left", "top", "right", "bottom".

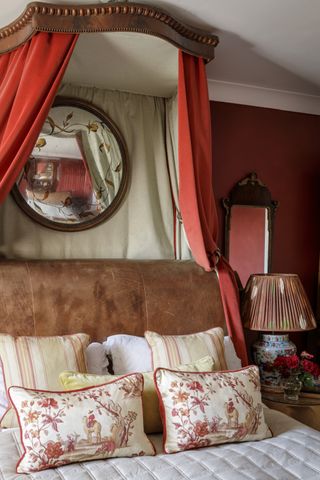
[{"left": 242, "top": 274, "right": 316, "bottom": 332}]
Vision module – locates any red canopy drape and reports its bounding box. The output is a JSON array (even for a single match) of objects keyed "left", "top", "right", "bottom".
[
  {"left": 178, "top": 50, "right": 248, "bottom": 366},
  {"left": 0, "top": 32, "right": 78, "bottom": 202}
]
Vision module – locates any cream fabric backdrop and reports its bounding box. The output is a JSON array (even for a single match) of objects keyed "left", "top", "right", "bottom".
[
  {"left": 165, "top": 94, "right": 191, "bottom": 260},
  {"left": 0, "top": 85, "right": 181, "bottom": 260}
]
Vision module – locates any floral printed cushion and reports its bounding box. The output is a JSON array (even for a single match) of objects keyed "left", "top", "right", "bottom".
[
  {"left": 0, "top": 333, "right": 90, "bottom": 428},
  {"left": 59, "top": 355, "right": 215, "bottom": 434},
  {"left": 9, "top": 373, "right": 155, "bottom": 473},
  {"left": 154, "top": 365, "right": 271, "bottom": 454},
  {"left": 145, "top": 327, "right": 227, "bottom": 370}
]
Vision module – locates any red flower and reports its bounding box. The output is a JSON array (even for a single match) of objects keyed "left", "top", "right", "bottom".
[
  {"left": 287, "top": 355, "right": 299, "bottom": 370},
  {"left": 187, "top": 381, "right": 204, "bottom": 392},
  {"left": 24, "top": 410, "right": 40, "bottom": 425},
  {"left": 39, "top": 398, "right": 59, "bottom": 409},
  {"left": 273, "top": 352, "right": 320, "bottom": 379},
  {"left": 273, "top": 355, "right": 299, "bottom": 371},
  {"left": 45, "top": 441, "right": 64, "bottom": 459},
  {"left": 273, "top": 356, "right": 287, "bottom": 368},
  {"left": 194, "top": 420, "right": 209, "bottom": 437},
  {"left": 301, "top": 359, "right": 320, "bottom": 377},
  {"left": 172, "top": 391, "right": 189, "bottom": 404}
]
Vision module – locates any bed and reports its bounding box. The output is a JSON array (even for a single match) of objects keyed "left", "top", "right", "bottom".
[{"left": 0, "top": 259, "right": 320, "bottom": 479}]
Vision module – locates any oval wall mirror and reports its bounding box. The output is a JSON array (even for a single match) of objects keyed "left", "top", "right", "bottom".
[{"left": 11, "top": 96, "right": 129, "bottom": 231}]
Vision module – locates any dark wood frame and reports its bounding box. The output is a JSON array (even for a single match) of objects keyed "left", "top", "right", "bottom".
[
  {"left": 222, "top": 172, "right": 278, "bottom": 273},
  {"left": 11, "top": 96, "right": 129, "bottom": 232},
  {"left": 0, "top": 1, "right": 218, "bottom": 60}
]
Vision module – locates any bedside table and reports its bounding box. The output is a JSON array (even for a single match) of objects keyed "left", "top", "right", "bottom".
[{"left": 262, "top": 392, "right": 320, "bottom": 431}]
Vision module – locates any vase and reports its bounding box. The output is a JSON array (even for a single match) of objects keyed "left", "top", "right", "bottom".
[
  {"left": 283, "top": 374, "right": 302, "bottom": 401},
  {"left": 252, "top": 334, "right": 296, "bottom": 390}
]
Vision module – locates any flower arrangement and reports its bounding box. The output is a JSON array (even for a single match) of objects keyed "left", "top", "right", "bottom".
[{"left": 273, "top": 351, "right": 320, "bottom": 390}]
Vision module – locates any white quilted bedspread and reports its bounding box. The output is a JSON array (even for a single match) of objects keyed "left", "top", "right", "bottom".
[{"left": 1, "top": 409, "right": 320, "bottom": 480}]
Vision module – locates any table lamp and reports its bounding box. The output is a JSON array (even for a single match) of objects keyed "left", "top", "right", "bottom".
[{"left": 242, "top": 273, "right": 316, "bottom": 390}]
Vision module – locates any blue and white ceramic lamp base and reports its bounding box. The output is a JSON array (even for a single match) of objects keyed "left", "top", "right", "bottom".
[{"left": 252, "top": 334, "right": 296, "bottom": 391}]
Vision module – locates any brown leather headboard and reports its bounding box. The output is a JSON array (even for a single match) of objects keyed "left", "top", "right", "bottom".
[{"left": 0, "top": 260, "right": 226, "bottom": 340}]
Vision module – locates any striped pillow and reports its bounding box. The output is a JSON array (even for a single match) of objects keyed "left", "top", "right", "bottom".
[
  {"left": 0, "top": 333, "right": 89, "bottom": 428},
  {"left": 145, "top": 327, "right": 227, "bottom": 371}
]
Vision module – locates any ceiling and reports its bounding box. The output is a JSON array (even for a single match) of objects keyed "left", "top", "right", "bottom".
[{"left": 2, "top": 0, "right": 320, "bottom": 113}]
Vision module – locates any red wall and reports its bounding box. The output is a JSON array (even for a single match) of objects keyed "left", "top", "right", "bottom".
[{"left": 211, "top": 101, "right": 320, "bottom": 311}]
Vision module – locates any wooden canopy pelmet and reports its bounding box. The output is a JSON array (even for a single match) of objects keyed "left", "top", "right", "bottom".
[{"left": 0, "top": 1, "right": 219, "bottom": 59}]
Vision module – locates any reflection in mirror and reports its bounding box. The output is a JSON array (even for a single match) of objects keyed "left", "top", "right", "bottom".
[
  {"left": 229, "top": 205, "right": 269, "bottom": 287},
  {"left": 223, "top": 173, "right": 278, "bottom": 288},
  {"left": 11, "top": 97, "right": 128, "bottom": 231}
]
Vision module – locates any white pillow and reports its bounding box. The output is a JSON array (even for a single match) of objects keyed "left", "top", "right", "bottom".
[
  {"left": 86, "top": 342, "right": 109, "bottom": 375},
  {"left": 104, "top": 334, "right": 242, "bottom": 374},
  {"left": 224, "top": 336, "right": 242, "bottom": 370},
  {"left": 103, "top": 335, "right": 152, "bottom": 374}
]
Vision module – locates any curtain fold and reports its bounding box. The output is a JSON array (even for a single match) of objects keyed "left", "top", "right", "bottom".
[
  {"left": 165, "top": 93, "right": 192, "bottom": 260},
  {"left": 178, "top": 50, "right": 248, "bottom": 366},
  {"left": 0, "top": 32, "right": 78, "bottom": 202},
  {"left": 81, "top": 121, "right": 122, "bottom": 208}
]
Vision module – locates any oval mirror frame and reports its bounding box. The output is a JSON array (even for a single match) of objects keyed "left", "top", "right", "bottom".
[{"left": 11, "top": 96, "right": 129, "bottom": 232}]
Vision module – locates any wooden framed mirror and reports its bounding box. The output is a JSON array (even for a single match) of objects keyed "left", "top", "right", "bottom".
[
  {"left": 11, "top": 96, "right": 129, "bottom": 231},
  {"left": 222, "top": 172, "right": 278, "bottom": 288}
]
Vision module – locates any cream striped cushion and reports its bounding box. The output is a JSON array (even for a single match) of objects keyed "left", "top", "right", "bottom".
[
  {"left": 145, "top": 327, "right": 227, "bottom": 371},
  {"left": 0, "top": 333, "right": 89, "bottom": 428}
]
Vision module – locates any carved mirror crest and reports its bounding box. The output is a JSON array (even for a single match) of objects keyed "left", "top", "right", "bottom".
[
  {"left": 222, "top": 172, "right": 278, "bottom": 287},
  {"left": 12, "top": 97, "right": 129, "bottom": 231}
]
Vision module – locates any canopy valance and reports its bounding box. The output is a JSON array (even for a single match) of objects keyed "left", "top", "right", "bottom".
[{"left": 0, "top": 1, "right": 218, "bottom": 58}]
